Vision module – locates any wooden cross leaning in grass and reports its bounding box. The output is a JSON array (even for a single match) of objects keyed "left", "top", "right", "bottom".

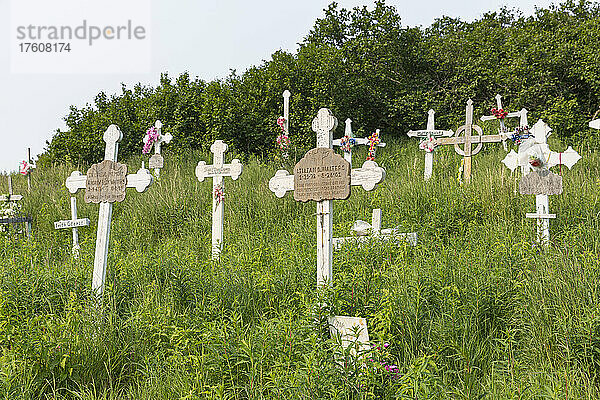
[
  {"left": 434, "top": 99, "right": 505, "bottom": 183},
  {"left": 54, "top": 197, "right": 90, "bottom": 259},
  {"left": 65, "top": 125, "right": 154, "bottom": 298},
  {"left": 269, "top": 108, "right": 385, "bottom": 287},
  {"left": 333, "top": 119, "right": 386, "bottom": 167},
  {"left": 195, "top": 140, "right": 243, "bottom": 260},
  {"left": 407, "top": 109, "right": 454, "bottom": 180}
]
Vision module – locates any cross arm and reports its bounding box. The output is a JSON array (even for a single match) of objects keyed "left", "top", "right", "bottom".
[
  {"left": 66, "top": 171, "right": 87, "bottom": 193},
  {"left": 351, "top": 160, "right": 385, "bottom": 191},
  {"left": 547, "top": 147, "right": 581, "bottom": 169},
  {"left": 480, "top": 111, "right": 521, "bottom": 122},
  {"left": 269, "top": 170, "right": 294, "bottom": 198},
  {"left": 195, "top": 159, "right": 243, "bottom": 182},
  {"left": 127, "top": 168, "right": 154, "bottom": 192}
]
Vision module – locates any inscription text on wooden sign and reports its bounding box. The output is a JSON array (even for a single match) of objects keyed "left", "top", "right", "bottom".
[
  {"left": 293, "top": 148, "right": 350, "bottom": 202},
  {"left": 84, "top": 160, "right": 128, "bottom": 203}
]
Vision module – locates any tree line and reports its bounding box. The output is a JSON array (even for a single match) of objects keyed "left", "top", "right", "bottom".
[{"left": 40, "top": 0, "right": 600, "bottom": 167}]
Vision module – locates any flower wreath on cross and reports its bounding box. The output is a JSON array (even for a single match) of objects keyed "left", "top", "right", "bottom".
[
  {"left": 419, "top": 137, "right": 436, "bottom": 153},
  {"left": 142, "top": 126, "right": 160, "bottom": 154},
  {"left": 339, "top": 135, "right": 356, "bottom": 153},
  {"left": 213, "top": 183, "right": 224, "bottom": 208},
  {"left": 19, "top": 160, "right": 34, "bottom": 175},
  {"left": 276, "top": 116, "right": 291, "bottom": 159},
  {"left": 509, "top": 125, "right": 531, "bottom": 145},
  {"left": 366, "top": 130, "right": 381, "bottom": 161}
]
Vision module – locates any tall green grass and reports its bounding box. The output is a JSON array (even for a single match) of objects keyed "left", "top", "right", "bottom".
[{"left": 1, "top": 138, "right": 600, "bottom": 399}]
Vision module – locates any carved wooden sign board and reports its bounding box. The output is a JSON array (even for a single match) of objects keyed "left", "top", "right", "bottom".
[
  {"left": 328, "top": 316, "right": 370, "bottom": 360},
  {"left": 84, "top": 160, "right": 128, "bottom": 203},
  {"left": 519, "top": 170, "right": 563, "bottom": 196},
  {"left": 293, "top": 148, "right": 351, "bottom": 202},
  {"left": 148, "top": 154, "right": 164, "bottom": 169}
]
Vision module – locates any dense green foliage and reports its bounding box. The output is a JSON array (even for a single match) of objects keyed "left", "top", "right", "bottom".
[
  {"left": 41, "top": 1, "right": 600, "bottom": 167},
  {"left": 2, "top": 140, "right": 600, "bottom": 398}
]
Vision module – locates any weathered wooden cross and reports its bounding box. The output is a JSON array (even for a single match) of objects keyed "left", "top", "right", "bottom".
[
  {"left": 332, "top": 208, "right": 417, "bottom": 249},
  {"left": 65, "top": 125, "right": 154, "bottom": 297},
  {"left": 333, "top": 119, "right": 386, "bottom": 166},
  {"left": 0, "top": 176, "right": 31, "bottom": 237},
  {"left": 407, "top": 109, "right": 454, "bottom": 180},
  {"left": 1, "top": 176, "right": 22, "bottom": 202},
  {"left": 269, "top": 108, "right": 385, "bottom": 287},
  {"left": 54, "top": 197, "right": 90, "bottom": 259},
  {"left": 195, "top": 140, "right": 243, "bottom": 260},
  {"left": 479, "top": 94, "right": 523, "bottom": 150},
  {"left": 146, "top": 120, "right": 173, "bottom": 179},
  {"left": 435, "top": 99, "right": 505, "bottom": 183},
  {"left": 501, "top": 119, "right": 581, "bottom": 246}
]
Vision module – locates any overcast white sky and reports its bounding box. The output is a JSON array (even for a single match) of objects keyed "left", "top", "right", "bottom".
[{"left": 0, "top": 0, "right": 555, "bottom": 173}]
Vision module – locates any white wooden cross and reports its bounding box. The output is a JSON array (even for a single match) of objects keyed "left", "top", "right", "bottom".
[
  {"left": 269, "top": 108, "right": 385, "bottom": 287},
  {"left": 0, "top": 176, "right": 23, "bottom": 202},
  {"left": 501, "top": 119, "right": 581, "bottom": 246},
  {"left": 146, "top": 120, "right": 173, "bottom": 179},
  {"left": 195, "top": 140, "right": 243, "bottom": 260},
  {"left": 332, "top": 208, "right": 417, "bottom": 249},
  {"left": 480, "top": 94, "right": 523, "bottom": 150},
  {"left": 333, "top": 119, "right": 386, "bottom": 167},
  {"left": 407, "top": 109, "right": 454, "bottom": 180},
  {"left": 65, "top": 125, "right": 154, "bottom": 297},
  {"left": 282, "top": 90, "right": 290, "bottom": 136},
  {"left": 54, "top": 197, "right": 90, "bottom": 259}
]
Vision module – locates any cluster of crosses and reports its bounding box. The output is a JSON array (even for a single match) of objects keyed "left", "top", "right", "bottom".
[{"left": 31, "top": 92, "right": 592, "bottom": 357}]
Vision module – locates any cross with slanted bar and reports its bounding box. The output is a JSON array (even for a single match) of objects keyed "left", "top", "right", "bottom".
[
  {"left": 480, "top": 94, "right": 522, "bottom": 150},
  {"left": 54, "top": 197, "right": 90, "bottom": 259},
  {"left": 407, "top": 109, "right": 454, "bottom": 180},
  {"left": 65, "top": 125, "right": 154, "bottom": 297},
  {"left": 195, "top": 140, "right": 243, "bottom": 260},
  {"left": 269, "top": 108, "right": 385, "bottom": 287},
  {"left": 435, "top": 99, "right": 504, "bottom": 183},
  {"left": 333, "top": 119, "right": 386, "bottom": 167}
]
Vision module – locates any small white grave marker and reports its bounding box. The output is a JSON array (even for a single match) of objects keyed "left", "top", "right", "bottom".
[
  {"left": 269, "top": 108, "right": 385, "bottom": 287},
  {"left": 332, "top": 208, "right": 417, "bottom": 249},
  {"left": 54, "top": 197, "right": 90, "bottom": 258},
  {"left": 333, "top": 119, "right": 386, "bottom": 166},
  {"left": 328, "top": 316, "right": 370, "bottom": 360},
  {"left": 65, "top": 125, "right": 154, "bottom": 297},
  {"left": 195, "top": 140, "right": 243, "bottom": 260},
  {"left": 144, "top": 120, "right": 172, "bottom": 179},
  {"left": 407, "top": 109, "right": 454, "bottom": 180}
]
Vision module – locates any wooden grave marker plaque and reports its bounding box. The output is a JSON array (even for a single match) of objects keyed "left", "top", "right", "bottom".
[
  {"left": 84, "top": 160, "right": 128, "bottom": 204},
  {"left": 293, "top": 148, "right": 350, "bottom": 202}
]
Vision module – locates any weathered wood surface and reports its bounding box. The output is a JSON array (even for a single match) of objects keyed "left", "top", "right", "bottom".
[
  {"left": 64, "top": 125, "right": 154, "bottom": 297},
  {"left": 519, "top": 170, "right": 563, "bottom": 195},
  {"left": 84, "top": 160, "right": 128, "bottom": 203},
  {"left": 195, "top": 140, "right": 244, "bottom": 260},
  {"left": 0, "top": 216, "right": 32, "bottom": 224},
  {"left": 149, "top": 154, "right": 164, "bottom": 169},
  {"left": 293, "top": 148, "right": 351, "bottom": 202},
  {"left": 54, "top": 218, "right": 90, "bottom": 229},
  {"left": 407, "top": 109, "right": 453, "bottom": 180},
  {"left": 328, "top": 316, "right": 370, "bottom": 359}
]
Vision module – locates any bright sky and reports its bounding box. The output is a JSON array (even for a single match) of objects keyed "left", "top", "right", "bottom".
[{"left": 0, "top": 0, "right": 555, "bottom": 173}]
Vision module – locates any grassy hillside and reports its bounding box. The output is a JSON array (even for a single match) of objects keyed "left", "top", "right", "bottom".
[{"left": 1, "top": 138, "right": 600, "bottom": 399}]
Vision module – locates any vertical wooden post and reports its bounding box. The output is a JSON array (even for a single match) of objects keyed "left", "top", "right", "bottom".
[
  {"left": 424, "top": 110, "right": 435, "bottom": 180},
  {"left": 8, "top": 176, "right": 13, "bottom": 196},
  {"left": 27, "top": 148, "right": 32, "bottom": 192},
  {"left": 283, "top": 90, "right": 290, "bottom": 136},
  {"left": 536, "top": 194, "right": 550, "bottom": 246},
  {"left": 371, "top": 208, "right": 382, "bottom": 233},
  {"left": 71, "top": 197, "right": 81, "bottom": 258}
]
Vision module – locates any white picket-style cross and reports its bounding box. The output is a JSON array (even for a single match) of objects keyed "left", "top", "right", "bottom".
[
  {"left": 195, "top": 140, "right": 243, "bottom": 260},
  {"left": 480, "top": 94, "right": 523, "bottom": 150},
  {"left": 407, "top": 109, "right": 454, "bottom": 180},
  {"left": 54, "top": 197, "right": 90, "bottom": 259},
  {"left": 332, "top": 208, "right": 417, "bottom": 249},
  {"left": 333, "top": 119, "right": 386, "bottom": 166},
  {"left": 65, "top": 125, "right": 154, "bottom": 297},
  {"left": 269, "top": 108, "right": 385, "bottom": 287},
  {"left": 147, "top": 120, "right": 173, "bottom": 179}
]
